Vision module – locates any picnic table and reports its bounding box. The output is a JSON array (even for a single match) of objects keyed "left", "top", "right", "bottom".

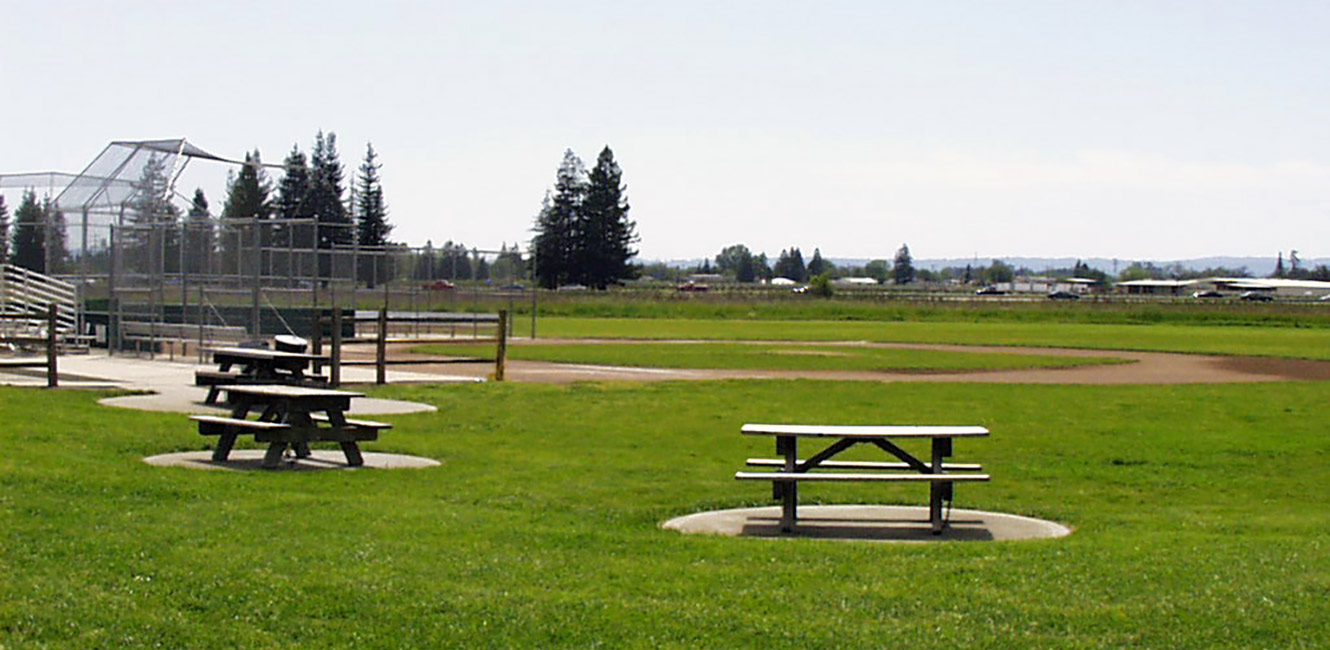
[
  {"left": 190, "top": 384, "right": 390, "bottom": 469},
  {"left": 735, "top": 424, "right": 990, "bottom": 534},
  {"left": 197, "top": 347, "right": 330, "bottom": 404}
]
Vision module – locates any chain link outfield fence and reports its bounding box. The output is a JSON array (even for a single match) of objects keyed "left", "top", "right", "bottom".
[{"left": 0, "top": 139, "right": 536, "bottom": 355}]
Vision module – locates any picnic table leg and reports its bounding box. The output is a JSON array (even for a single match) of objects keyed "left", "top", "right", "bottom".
[
  {"left": 777, "top": 435, "right": 798, "bottom": 532},
  {"left": 929, "top": 437, "right": 953, "bottom": 534},
  {"left": 212, "top": 433, "right": 237, "bottom": 462},
  {"left": 325, "top": 410, "right": 365, "bottom": 467},
  {"left": 339, "top": 441, "right": 365, "bottom": 467},
  {"left": 212, "top": 397, "right": 254, "bottom": 462},
  {"left": 262, "top": 442, "right": 288, "bottom": 469}
]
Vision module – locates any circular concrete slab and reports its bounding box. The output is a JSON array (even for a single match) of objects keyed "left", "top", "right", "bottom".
[
  {"left": 144, "top": 450, "right": 440, "bottom": 471},
  {"left": 662, "top": 505, "right": 1071, "bottom": 542}
]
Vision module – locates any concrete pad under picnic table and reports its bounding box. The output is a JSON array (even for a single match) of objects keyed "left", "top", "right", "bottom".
[
  {"left": 662, "top": 505, "right": 1071, "bottom": 542},
  {"left": 144, "top": 450, "right": 440, "bottom": 471}
]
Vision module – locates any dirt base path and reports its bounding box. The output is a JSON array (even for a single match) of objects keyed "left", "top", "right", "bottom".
[{"left": 346, "top": 340, "right": 1330, "bottom": 385}]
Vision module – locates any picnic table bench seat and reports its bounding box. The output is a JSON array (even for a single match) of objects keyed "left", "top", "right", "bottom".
[
  {"left": 307, "top": 413, "right": 393, "bottom": 431},
  {"left": 745, "top": 458, "right": 983, "bottom": 471},
  {"left": 735, "top": 471, "right": 990, "bottom": 482},
  {"left": 190, "top": 414, "right": 292, "bottom": 436}
]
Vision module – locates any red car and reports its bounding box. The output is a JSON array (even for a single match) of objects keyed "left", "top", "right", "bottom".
[
  {"left": 677, "top": 282, "right": 709, "bottom": 292},
  {"left": 422, "top": 279, "right": 455, "bottom": 290}
]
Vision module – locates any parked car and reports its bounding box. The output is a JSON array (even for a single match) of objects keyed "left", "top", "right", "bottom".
[
  {"left": 1192, "top": 290, "right": 1223, "bottom": 299},
  {"left": 1047, "top": 290, "right": 1081, "bottom": 301},
  {"left": 975, "top": 286, "right": 1007, "bottom": 295},
  {"left": 791, "top": 285, "right": 809, "bottom": 294},
  {"left": 421, "top": 279, "right": 455, "bottom": 290},
  {"left": 500, "top": 283, "right": 525, "bottom": 291},
  {"left": 676, "top": 282, "right": 709, "bottom": 292},
  {"left": 1240, "top": 291, "right": 1274, "bottom": 302}
]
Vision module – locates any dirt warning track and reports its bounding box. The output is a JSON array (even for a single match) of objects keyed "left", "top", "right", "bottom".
[{"left": 353, "top": 341, "right": 1330, "bottom": 385}]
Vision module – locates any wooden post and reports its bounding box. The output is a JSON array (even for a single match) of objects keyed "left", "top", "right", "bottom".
[
  {"left": 311, "top": 314, "right": 324, "bottom": 373},
  {"left": 331, "top": 309, "right": 342, "bottom": 388},
  {"left": 376, "top": 307, "right": 387, "bottom": 385},
  {"left": 778, "top": 435, "right": 797, "bottom": 532},
  {"left": 46, "top": 304, "right": 58, "bottom": 388},
  {"left": 494, "top": 310, "right": 508, "bottom": 382}
]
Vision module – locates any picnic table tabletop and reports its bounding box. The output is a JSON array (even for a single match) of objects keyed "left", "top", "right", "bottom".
[{"left": 741, "top": 424, "right": 989, "bottom": 438}]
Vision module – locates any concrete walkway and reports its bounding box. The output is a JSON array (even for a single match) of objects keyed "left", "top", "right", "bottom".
[{"left": 0, "top": 351, "right": 467, "bottom": 415}]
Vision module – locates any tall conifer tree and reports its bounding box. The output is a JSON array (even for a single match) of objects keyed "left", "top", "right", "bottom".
[
  {"left": 355, "top": 143, "right": 392, "bottom": 286},
  {"left": 12, "top": 189, "right": 45, "bottom": 272},
  {"left": 274, "top": 145, "right": 312, "bottom": 250},
  {"left": 310, "top": 131, "right": 352, "bottom": 249},
  {"left": 0, "top": 194, "right": 9, "bottom": 264},
  {"left": 532, "top": 150, "right": 587, "bottom": 289},
  {"left": 184, "top": 189, "right": 214, "bottom": 275},
  {"left": 579, "top": 146, "right": 637, "bottom": 288},
  {"left": 220, "top": 151, "right": 272, "bottom": 276}
]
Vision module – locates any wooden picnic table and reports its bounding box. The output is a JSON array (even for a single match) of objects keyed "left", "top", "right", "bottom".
[
  {"left": 198, "top": 347, "right": 331, "bottom": 404},
  {"left": 190, "top": 384, "right": 390, "bottom": 469},
  {"left": 211, "top": 346, "right": 328, "bottom": 380},
  {"left": 735, "top": 424, "right": 990, "bottom": 534}
]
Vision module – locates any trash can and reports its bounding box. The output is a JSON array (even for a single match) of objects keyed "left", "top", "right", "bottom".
[{"left": 274, "top": 334, "right": 309, "bottom": 353}]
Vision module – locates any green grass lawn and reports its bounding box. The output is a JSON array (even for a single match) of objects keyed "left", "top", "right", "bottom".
[
  {"left": 420, "top": 341, "right": 1124, "bottom": 372},
  {"left": 531, "top": 316, "right": 1330, "bottom": 360},
  {"left": 3, "top": 380, "right": 1328, "bottom": 648}
]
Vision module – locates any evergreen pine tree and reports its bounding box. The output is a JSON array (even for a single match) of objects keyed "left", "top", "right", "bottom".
[
  {"left": 355, "top": 143, "right": 391, "bottom": 247},
  {"left": 310, "top": 131, "right": 352, "bottom": 249},
  {"left": 220, "top": 152, "right": 272, "bottom": 277},
  {"left": 532, "top": 151, "right": 587, "bottom": 289},
  {"left": 1274, "top": 252, "right": 1285, "bottom": 278},
  {"left": 580, "top": 146, "right": 638, "bottom": 288},
  {"left": 753, "top": 253, "right": 772, "bottom": 282},
  {"left": 185, "top": 189, "right": 214, "bottom": 275},
  {"left": 12, "top": 189, "right": 45, "bottom": 272},
  {"left": 355, "top": 143, "right": 392, "bottom": 287},
  {"left": 125, "top": 154, "right": 181, "bottom": 276},
  {"left": 893, "top": 244, "right": 915, "bottom": 284},
  {"left": 42, "top": 198, "right": 69, "bottom": 274},
  {"left": 275, "top": 144, "right": 314, "bottom": 252},
  {"left": 0, "top": 194, "right": 9, "bottom": 265},
  {"left": 777, "top": 247, "right": 807, "bottom": 282},
  {"left": 807, "top": 248, "right": 828, "bottom": 277}
]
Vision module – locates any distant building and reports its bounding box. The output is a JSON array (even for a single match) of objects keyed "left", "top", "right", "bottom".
[{"left": 1115, "top": 277, "right": 1330, "bottom": 298}]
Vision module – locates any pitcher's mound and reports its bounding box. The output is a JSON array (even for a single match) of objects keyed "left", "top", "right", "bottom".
[
  {"left": 663, "top": 505, "right": 1070, "bottom": 542},
  {"left": 144, "top": 450, "right": 440, "bottom": 471}
]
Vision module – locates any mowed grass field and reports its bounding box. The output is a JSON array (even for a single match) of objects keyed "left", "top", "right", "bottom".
[{"left": 3, "top": 314, "right": 1329, "bottom": 648}]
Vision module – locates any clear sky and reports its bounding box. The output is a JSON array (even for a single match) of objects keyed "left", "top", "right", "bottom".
[{"left": 3, "top": 1, "right": 1328, "bottom": 263}]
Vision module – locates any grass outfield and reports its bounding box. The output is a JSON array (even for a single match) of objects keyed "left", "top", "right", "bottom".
[
  {"left": 3, "top": 381, "right": 1327, "bottom": 648},
  {"left": 532, "top": 317, "right": 1330, "bottom": 359},
  {"left": 420, "top": 341, "right": 1125, "bottom": 372}
]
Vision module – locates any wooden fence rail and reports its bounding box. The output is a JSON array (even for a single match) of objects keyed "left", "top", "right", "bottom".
[{"left": 312, "top": 309, "right": 507, "bottom": 386}]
